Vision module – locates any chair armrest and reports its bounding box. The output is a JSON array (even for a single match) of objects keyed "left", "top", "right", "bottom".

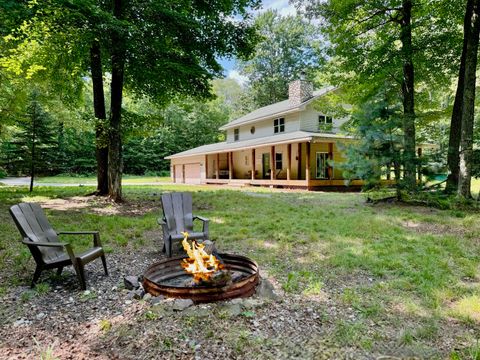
[
  {"left": 57, "top": 231, "right": 98, "bottom": 235},
  {"left": 193, "top": 215, "right": 209, "bottom": 223},
  {"left": 57, "top": 231, "right": 102, "bottom": 247},
  {"left": 193, "top": 215, "right": 209, "bottom": 235},
  {"left": 22, "top": 239, "right": 67, "bottom": 248}
]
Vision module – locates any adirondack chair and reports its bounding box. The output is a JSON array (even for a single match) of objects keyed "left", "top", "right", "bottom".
[
  {"left": 9, "top": 203, "right": 108, "bottom": 290},
  {"left": 158, "top": 192, "right": 209, "bottom": 257}
]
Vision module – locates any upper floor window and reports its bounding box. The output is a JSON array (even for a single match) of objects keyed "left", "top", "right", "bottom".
[
  {"left": 274, "top": 118, "right": 285, "bottom": 133},
  {"left": 234, "top": 128, "right": 239, "bottom": 141},
  {"left": 319, "top": 115, "right": 333, "bottom": 125},
  {"left": 319, "top": 115, "right": 333, "bottom": 132}
]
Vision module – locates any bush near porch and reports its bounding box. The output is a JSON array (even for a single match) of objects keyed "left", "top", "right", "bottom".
[{"left": 0, "top": 185, "right": 479, "bottom": 358}]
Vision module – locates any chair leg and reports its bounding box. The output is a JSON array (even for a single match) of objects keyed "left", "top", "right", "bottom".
[
  {"left": 31, "top": 266, "right": 43, "bottom": 288},
  {"left": 74, "top": 263, "right": 87, "bottom": 290},
  {"left": 165, "top": 239, "right": 172, "bottom": 258},
  {"left": 101, "top": 255, "right": 108, "bottom": 276},
  {"left": 56, "top": 267, "right": 63, "bottom": 276}
]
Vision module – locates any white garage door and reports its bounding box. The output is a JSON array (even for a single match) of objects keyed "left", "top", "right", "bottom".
[
  {"left": 184, "top": 164, "right": 201, "bottom": 184},
  {"left": 174, "top": 165, "right": 184, "bottom": 183}
]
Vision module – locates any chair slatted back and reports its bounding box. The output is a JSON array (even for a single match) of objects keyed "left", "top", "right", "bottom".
[
  {"left": 161, "top": 192, "right": 194, "bottom": 235},
  {"left": 9, "top": 203, "right": 62, "bottom": 262}
]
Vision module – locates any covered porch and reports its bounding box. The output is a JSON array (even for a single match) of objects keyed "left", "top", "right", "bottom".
[{"left": 169, "top": 132, "right": 361, "bottom": 189}]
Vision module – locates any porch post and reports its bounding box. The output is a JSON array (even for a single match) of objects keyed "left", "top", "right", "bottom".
[
  {"left": 215, "top": 153, "right": 220, "bottom": 179},
  {"left": 204, "top": 155, "right": 208, "bottom": 180},
  {"left": 305, "top": 142, "right": 311, "bottom": 183},
  {"left": 328, "top": 143, "right": 334, "bottom": 179},
  {"left": 251, "top": 148, "right": 256, "bottom": 180},
  {"left": 297, "top": 143, "right": 302, "bottom": 180},
  {"left": 270, "top": 146, "right": 275, "bottom": 180},
  {"left": 287, "top": 143, "right": 291, "bottom": 181},
  {"left": 228, "top": 152, "right": 233, "bottom": 180}
]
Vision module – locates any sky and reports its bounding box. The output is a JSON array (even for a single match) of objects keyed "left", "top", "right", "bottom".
[{"left": 220, "top": 0, "right": 297, "bottom": 84}]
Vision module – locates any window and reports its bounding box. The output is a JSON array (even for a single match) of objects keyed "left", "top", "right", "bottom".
[
  {"left": 316, "top": 152, "right": 329, "bottom": 179},
  {"left": 245, "top": 155, "right": 249, "bottom": 166},
  {"left": 274, "top": 118, "right": 285, "bottom": 133},
  {"left": 234, "top": 128, "right": 239, "bottom": 141},
  {"left": 250, "top": 126, "right": 256, "bottom": 134},
  {"left": 319, "top": 115, "right": 333, "bottom": 125},
  {"left": 275, "top": 153, "right": 283, "bottom": 170}
]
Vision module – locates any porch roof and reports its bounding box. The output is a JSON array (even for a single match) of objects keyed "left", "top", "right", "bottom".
[{"left": 165, "top": 131, "right": 354, "bottom": 159}]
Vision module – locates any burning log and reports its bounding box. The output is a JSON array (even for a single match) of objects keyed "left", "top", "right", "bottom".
[{"left": 180, "top": 231, "right": 228, "bottom": 284}]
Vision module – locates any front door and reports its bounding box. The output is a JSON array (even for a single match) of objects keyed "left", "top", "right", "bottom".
[
  {"left": 316, "top": 152, "right": 329, "bottom": 179},
  {"left": 262, "top": 153, "right": 270, "bottom": 179}
]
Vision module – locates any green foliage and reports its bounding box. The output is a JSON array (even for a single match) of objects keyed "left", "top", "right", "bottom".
[
  {"left": 338, "top": 94, "right": 403, "bottom": 189},
  {"left": 2, "top": 90, "right": 58, "bottom": 176},
  {"left": 238, "top": 9, "right": 325, "bottom": 107}
]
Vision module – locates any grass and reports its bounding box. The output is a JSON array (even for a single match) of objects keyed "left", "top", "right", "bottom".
[{"left": 0, "top": 183, "right": 479, "bottom": 356}]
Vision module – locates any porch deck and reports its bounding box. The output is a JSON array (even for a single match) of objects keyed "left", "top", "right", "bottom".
[{"left": 203, "top": 178, "right": 366, "bottom": 189}]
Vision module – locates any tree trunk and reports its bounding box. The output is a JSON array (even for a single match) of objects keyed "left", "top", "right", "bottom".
[
  {"left": 30, "top": 103, "right": 36, "bottom": 193},
  {"left": 108, "top": 0, "right": 126, "bottom": 202},
  {"left": 90, "top": 40, "right": 109, "bottom": 196},
  {"left": 458, "top": 0, "right": 480, "bottom": 198},
  {"left": 445, "top": 0, "right": 470, "bottom": 194},
  {"left": 399, "top": 0, "right": 417, "bottom": 191}
]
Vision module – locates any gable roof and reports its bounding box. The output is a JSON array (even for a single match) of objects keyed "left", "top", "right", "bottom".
[
  {"left": 165, "top": 130, "right": 353, "bottom": 159},
  {"left": 219, "top": 85, "right": 336, "bottom": 131}
]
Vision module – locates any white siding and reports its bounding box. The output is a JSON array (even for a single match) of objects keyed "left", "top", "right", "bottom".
[
  {"left": 226, "top": 113, "right": 301, "bottom": 143},
  {"left": 300, "top": 104, "right": 348, "bottom": 133}
]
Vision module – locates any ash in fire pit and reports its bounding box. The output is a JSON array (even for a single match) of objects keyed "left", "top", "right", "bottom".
[{"left": 143, "top": 232, "right": 259, "bottom": 303}]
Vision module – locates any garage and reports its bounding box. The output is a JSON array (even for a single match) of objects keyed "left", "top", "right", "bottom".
[
  {"left": 174, "top": 165, "right": 183, "bottom": 183},
  {"left": 184, "top": 163, "right": 201, "bottom": 184}
]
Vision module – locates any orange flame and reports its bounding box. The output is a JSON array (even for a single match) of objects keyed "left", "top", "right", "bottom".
[{"left": 180, "top": 231, "right": 223, "bottom": 283}]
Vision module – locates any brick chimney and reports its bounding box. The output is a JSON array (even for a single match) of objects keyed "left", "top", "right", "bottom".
[{"left": 288, "top": 73, "right": 313, "bottom": 105}]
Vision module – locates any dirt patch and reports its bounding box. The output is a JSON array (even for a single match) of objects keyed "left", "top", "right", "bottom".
[
  {"left": 400, "top": 220, "right": 467, "bottom": 237},
  {"left": 37, "top": 196, "right": 159, "bottom": 217}
]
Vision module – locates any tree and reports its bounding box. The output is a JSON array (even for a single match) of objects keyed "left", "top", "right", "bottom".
[
  {"left": 10, "top": 90, "right": 57, "bottom": 191},
  {"left": 451, "top": 0, "right": 480, "bottom": 198},
  {"left": 237, "top": 9, "right": 324, "bottom": 107},
  {"left": 295, "top": 0, "right": 463, "bottom": 192},
  {"left": 339, "top": 92, "right": 404, "bottom": 197},
  {"left": 4, "top": 0, "right": 261, "bottom": 202}
]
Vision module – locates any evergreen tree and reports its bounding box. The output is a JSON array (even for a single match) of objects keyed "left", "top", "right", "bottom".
[{"left": 9, "top": 91, "right": 57, "bottom": 191}]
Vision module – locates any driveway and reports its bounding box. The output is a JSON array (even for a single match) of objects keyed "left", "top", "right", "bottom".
[{"left": 0, "top": 177, "right": 174, "bottom": 187}]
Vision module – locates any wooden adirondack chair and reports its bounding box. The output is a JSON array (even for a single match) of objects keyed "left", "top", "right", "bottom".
[
  {"left": 9, "top": 203, "right": 108, "bottom": 290},
  {"left": 158, "top": 192, "right": 209, "bottom": 257}
]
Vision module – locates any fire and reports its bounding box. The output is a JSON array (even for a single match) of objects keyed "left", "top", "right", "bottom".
[{"left": 180, "top": 231, "right": 223, "bottom": 283}]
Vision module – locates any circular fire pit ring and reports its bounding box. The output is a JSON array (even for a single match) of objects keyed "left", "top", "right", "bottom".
[{"left": 143, "top": 253, "right": 259, "bottom": 303}]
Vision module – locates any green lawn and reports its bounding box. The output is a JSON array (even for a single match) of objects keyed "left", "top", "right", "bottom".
[{"left": 0, "top": 184, "right": 479, "bottom": 357}]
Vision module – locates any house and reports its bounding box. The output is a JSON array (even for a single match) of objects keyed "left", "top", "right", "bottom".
[{"left": 166, "top": 79, "right": 371, "bottom": 189}]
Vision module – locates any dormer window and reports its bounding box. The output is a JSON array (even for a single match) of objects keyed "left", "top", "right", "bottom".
[
  {"left": 319, "top": 115, "right": 333, "bottom": 132},
  {"left": 274, "top": 118, "right": 285, "bottom": 133},
  {"left": 319, "top": 115, "right": 333, "bottom": 125},
  {"left": 234, "top": 128, "right": 239, "bottom": 141}
]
